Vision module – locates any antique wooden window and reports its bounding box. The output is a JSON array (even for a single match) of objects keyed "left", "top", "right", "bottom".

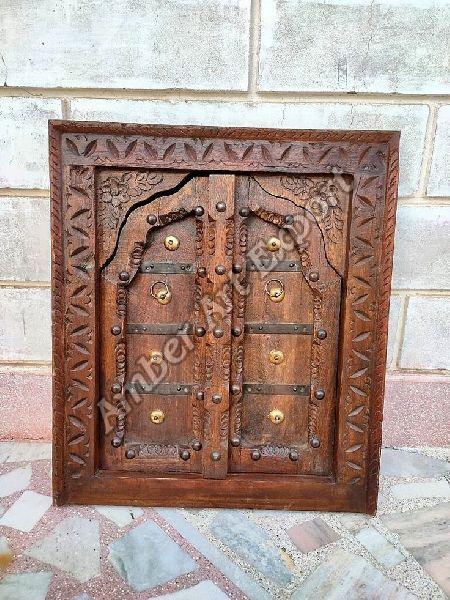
[{"left": 50, "top": 122, "right": 399, "bottom": 513}]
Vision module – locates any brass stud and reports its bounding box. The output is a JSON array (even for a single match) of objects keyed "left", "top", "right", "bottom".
[
  {"left": 212, "top": 394, "right": 222, "bottom": 404},
  {"left": 317, "top": 329, "right": 327, "bottom": 340},
  {"left": 111, "top": 383, "right": 122, "bottom": 394},
  {"left": 150, "top": 350, "right": 164, "bottom": 365},
  {"left": 119, "top": 271, "right": 130, "bottom": 282},
  {"left": 164, "top": 235, "right": 180, "bottom": 251},
  {"left": 230, "top": 437, "right": 241, "bottom": 447},
  {"left": 310, "top": 436, "right": 321, "bottom": 448},
  {"left": 111, "top": 325, "right": 121, "bottom": 336},
  {"left": 213, "top": 327, "right": 224, "bottom": 338},
  {"left": 309, "top": 270, "right": 320, "bottom": 282},
  {"left": 149, "top": 409, "right": 165, "bottom": 424},
  {"left": 147, "top": 214, "right": 157, "bottom": 225},
  {"left": 231, "top": 327, "right": 242, "bottom": 337},
  {"left": 269, "top": 349, "right": 284, "bottom": 365},
  {"left": 315, "top": 388, "right": 325, "bottom": 400},
  {"left": 211, "top": 451, "right": 221, "bottom": 461},
  {"left": 269, "top": 409, "right": 285, "bottom": 424},
  {"left": 194, "top": 206, "right": 204, "bottom": 217},
  {"left": 192, "top": 440, "right": 202, "bottom": 451},
  {"left": 215, "top": 264, "right": 226, "bottom": 275},
  {"left": 289, "top": 450, "right": 299, "bottom": 461},
  {"left": 125, "top": 449, "right": 136, "bottom": 459},
  {"left": 251, "top": 449, "right": 261, "bottom": 461},
  {"left": 266, "top": 237, "right": 281, "bottom": 252},
  {"left": 216, "top": 201, "right": 226, "bottom": 212},
  {"left": 197, "top": 266, "right": 207, "bottom": 278},
  {"left": 180, "top": 449, "right": 191, "bottom": 461},
  {"left": 195, "top": 326, "right": 206, "bottom": 337},
  {"left": 156, "top": 288, "right": 172, "bottom": 305},
  {"left": 232, "top": 263, "right": 243, "bottom": 274},
  {"left": 239, "top": 207, "right": 250, "bottom": 217},
  {"left": 265, "top": 279, "right": 285, "bottom": 303}
]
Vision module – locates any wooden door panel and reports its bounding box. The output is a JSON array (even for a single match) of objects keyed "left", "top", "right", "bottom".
[{"left": 51, "top": 122, "right": 399, "bottom": 513}]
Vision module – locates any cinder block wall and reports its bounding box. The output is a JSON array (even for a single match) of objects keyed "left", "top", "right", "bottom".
[{"left": 0, "top": 0, "right": 449, "bottom": 445}]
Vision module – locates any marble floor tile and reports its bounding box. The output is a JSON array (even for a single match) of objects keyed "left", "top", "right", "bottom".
[
  {"left": 355, "top": 526, "right": 405, "bottom": 568},
  {"left": 0, "top": 465, "right": 32, "bottom": 498},
  {"left": 288, "top": 517, "right": 340, "bottom": 553},
  {"left": 0, "top": 491, "right": 52, "bottom": 532}
]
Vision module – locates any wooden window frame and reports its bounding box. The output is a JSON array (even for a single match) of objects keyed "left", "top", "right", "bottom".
[{"left": 50, "top": 121, "right": 399, "bottom": 513}]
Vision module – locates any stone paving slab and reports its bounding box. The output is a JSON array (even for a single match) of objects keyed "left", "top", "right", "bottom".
[
  {"left": 0, "top": 490, "right": 52, "bottom": 532},
  {"left": 0, "top": 572, "right": 52, "bottom": 600},
  {"left": 288, "top": 517, "right": 340, "bottom": 553},
  {"left": 381, "top": 449, "right": 450, "bottom": 478},
  {"left": 26, "top": 517, "right": 100, "bottom": 583},
  {"left": 290, "top": 549, "right": 415, "bottom": 600},
  {"left": 390, "top": 480, "right": 450, "bottom": 501},
  {"left": 108, "top": 521, "right": 197, "bottom": 592},
  {"left": 0, "top": 442, "right": 51, "bottom": 464},
  {"left": 151, "top": 580, "right": 230, "bottom": 599},
  {"left": 210, "top": 510, "right": 293, "bottom": 586},
  {"left": 94, "top": 505, "right": 143, "bottom": 528},
  {"left": 0, "top": 465, "right": 32, "bottom": 498},
  {"left": 355, "top": 526, "right": 405, "bottom": 569}
]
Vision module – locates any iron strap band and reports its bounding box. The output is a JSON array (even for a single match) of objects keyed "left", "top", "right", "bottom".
[
  {"left": 244, "top": 323, "right": 313, "bottom": 335},
  {"left": 140, "top": 262, "right": 194, "bottom": 274},
  {"left": 125, "top": 383, "right": 192, "bottom": 395},
  {"left": 126, "top": 323, "right": 193, "bottom": 335},
  {"left": 246, "top": 259, "right": 302, "bottom": 272},
  {"left": 243, "top": 383, "right": 310, "bottom": 396}
]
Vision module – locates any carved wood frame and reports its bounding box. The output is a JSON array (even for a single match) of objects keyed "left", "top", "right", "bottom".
[{"left": 50, "top": 121, "right": 399, "bottom": 513}]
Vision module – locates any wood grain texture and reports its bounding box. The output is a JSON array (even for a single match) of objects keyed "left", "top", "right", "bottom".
[{"left": 50, "top": 121, "right": 399, "bottom": 513}]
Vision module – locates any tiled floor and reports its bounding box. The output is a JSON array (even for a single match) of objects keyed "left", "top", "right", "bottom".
[{"left": 0, "top": 443, "right": 449, "bottom": 599}]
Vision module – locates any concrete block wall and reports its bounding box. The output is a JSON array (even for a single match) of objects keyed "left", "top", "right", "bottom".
[{"left": 0, "top": 0, "right": 449, "bottom": 445}]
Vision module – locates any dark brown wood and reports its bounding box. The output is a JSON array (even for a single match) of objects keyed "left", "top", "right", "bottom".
[{"left": 50, "top": 121, "right": 400, "bottom": 514}]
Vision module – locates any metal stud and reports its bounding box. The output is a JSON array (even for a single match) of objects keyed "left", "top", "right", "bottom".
[
  {"left": 310, "top": 436, "right": 321, "bottom": 448},
  {"left": 251, "top": 449, "right": 261, "bottom": 461},
  {"left": 239, "top": 207, "right": 250, "bottom": 217},
  {"left": 309, "top": 270, "right": 320, "bottom": 282},
  {"left": 266, "top": 237, "right": 281, "bottom": 252},
  {"left": 147, "top": 214, "right": 157, "bottom": 225},
  {"left": 111, "top": 437, "right": 122, "bottom": 448},
  {"left": 317, "top": 329, "right": 327, "bottom": 340},
  {"left": 232, "top": 263, "right": 243, "bottom": 274},
  {"left": 268, "top": 409, "right": 285, "bottom": 424},
  {"left": 215, "top": 264, "right": 226, "bottom": 275},
  {"left": 197, "top": 266, "right": 207, "bottom": 278},
  {"left": 149, "top": 409, "right": 165, "bottom": 424},
  {"left": 192, "top": 440, "right": 202, "bottom": 451},
  {"left": 164, "top": 235, "right": 180, "bottom": 251},
  {"left": 284, "top": 214, "right": 294, "bottom": 225},
  {"left": 195, "top": 326, "right": 206, "bottom": 337},
  {"left": 194, "top": 206, "right": 204, "bottom": 217},
  {"left": 180, "top": 449, "right": 191, "bottom": 461},
  {"left": 111, "top": 383, "right": 122, "bottom": 394},
  {"left": 213, "top": 327, "right": 224, "bottom": 338},
  {"left": 111, "top": 325, "right": 121, "bottom": 336},
  {"left": 315, "top": 388, "right": 325, "bottom": 400},
  {"left": 150, "top": 350, "right": 164, "bottom": 365},
  {"left": 231, "top": 327, "right": 242, "bottom": 337},
  {"left": 119, "top": 271, "right": 130, "bottom": 282},
  {"left": 289, "top": 450, "right": 299, "bottom": 461},
  {"left": 211, "top": 451, "right": 221, "bottom": 461},
  {"left": 196, "top": 391, "right": 204, "bottom": 401},
  {"left": 212, "top": 394, "right": 222, "bottom": 404},
  {"left": 216, "top": 201, "right": 226, "bottom": 212},
  {"left": 125, "top": 449, "right": 136, "bottom": 459},
  {"left": 230, "top": 437, "right": 241, "bottom": 447},
  {"left": 269, "top": 350, "right": 284, "bottom": 365},
  {"left": 230, "top": 384, "right": 240, "bottom": 395}
]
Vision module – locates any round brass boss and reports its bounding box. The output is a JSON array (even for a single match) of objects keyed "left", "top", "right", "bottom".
[
  {"left": 266, "top": 236, "right": 281, "bottom": 252},
  {"left": 164, "top": 235, "right": 180, "bottom": 250},
  {"left": 265, "top": 279, "right": 285, "bottom": 303},
  {"left": 268, "top": 409, "right": 285, "bottom": 424},
  {"left": 269, "top": 350, "right": 285, "bottom": 365},
  {"left": 150, "top": 350, "right": 163, "bottom": 365},
  {"left": 149, "top": 409, "right": 165, "bottom": 424}
]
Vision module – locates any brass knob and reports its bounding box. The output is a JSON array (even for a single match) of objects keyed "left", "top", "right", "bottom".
[
  {"left": 265, "top": 279, "right": 285, "bottom": 303},
  {"left": 180, "top": 450, "right": 191, "bottom": 461},
  {"left": 268, "top": 409, "right": 285, "bottom": 424},
  {"left": 269, "top": 350, "right": 284, "bottom": 365},
  {"left": 164, "top": 235, "right": 180, "bottom": 250},
  {"left": 266, "top": 237, "right": 281, "bottom": 252},
  {"left": 251, "top": 449, "right": 261, "bottom": 461},
  {"left": 150, "top": 281, "right": 172, "bottom": 305},
  {"left": 150, "top": 350, "right": 163, "bottom": 365},
  {"left": 149, "top": 409, "right": 165, "bottom": 424}
]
